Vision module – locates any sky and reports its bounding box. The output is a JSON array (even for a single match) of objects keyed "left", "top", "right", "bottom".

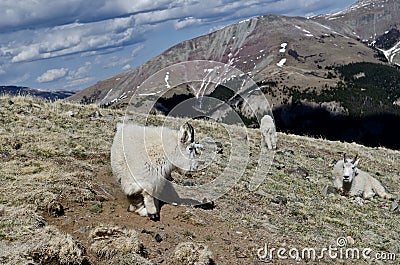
[{"left": 0, "top": 0, "right": 357, "bottom": 92}]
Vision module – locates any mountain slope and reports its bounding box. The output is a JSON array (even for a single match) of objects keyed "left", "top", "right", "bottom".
[
  {"left": 316, "top": 0, "right": 400, "bottom": 65},
  {"left": 1, "top": 95, "right": 399, "bottom": 264},
  {"left": 69, "top": 0, "right": 400, "bottom": 108}
]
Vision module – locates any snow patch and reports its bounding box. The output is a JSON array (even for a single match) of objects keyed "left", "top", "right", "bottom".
[
  {"left": 277, "top": 58, "right": 286, "bottom": 67},
  {"left": 376, "top": 40, "right": 400, "bottom": 63},
  {"left": 138, "top": 92, "right": 157, "bottom": 96},
  {"left": 279, "top": 43, "right": 287, "bottom": 53},
  {"left": 164, "top": 72, "right": 171, "bottom": 89},
  {"left": 101, "top": 88, "right": 113, "bottom": 103}
]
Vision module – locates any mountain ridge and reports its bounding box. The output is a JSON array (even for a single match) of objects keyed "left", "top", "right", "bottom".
[
  {"left": 69, "top": 0, "right": 400, "bottom": 109},
  {"left": 0, "top": 85, "right": 75, "bottom": 100}
]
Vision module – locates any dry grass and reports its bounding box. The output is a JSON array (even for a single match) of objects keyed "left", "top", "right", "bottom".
[
  {"left": 0, "top": 95, "right": 399, "bottom": 264},
  {"left": 173, "top": 242, "right": 213, "bottom": 265}
]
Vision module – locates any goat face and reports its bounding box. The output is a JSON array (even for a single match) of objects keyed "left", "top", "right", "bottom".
[
  {"left": 342, "top": 158, "right": 359, "bottom": 183},
  {"left": 186, "top": 143, "right": 205, "bottom": 170},
  {"left": 166, "top": 122, "right": 205, "bottom": 171}
]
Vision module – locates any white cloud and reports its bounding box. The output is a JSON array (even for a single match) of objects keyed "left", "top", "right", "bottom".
[
  {"left": 122, "top": 64, "right": 131, "bottom": 71},
  {"left": 174, "top": 17, "right": 204, "bottom": 30},
  {"left": 103, "top": 55, "right": 132, "bottom": 69},
  {"left": 6, "top": 15, "right": 144, "bottom": 63},
  {"left": 10, "top": 73, "right": 31, "bottom": 84},
  {"left": 0, "top": 1, "right": 171, "bottom": 32},
  {"left": 67, "top": 62, "right": 92, "bottom": 81},
  {"left": 0, "top": 0, "right": 357, "bottom": 90},
  {"left": 37, "top": 68, "right": 68, "bottom": 83},
  {"left": 64, "top": 77, "right": 93, "bottom": 89},
  {"left": 131, "top": 44, "right": 144, "bottom": 57},
  {"left": 1, "top": 0, "right": 356, "bottom": 64}
]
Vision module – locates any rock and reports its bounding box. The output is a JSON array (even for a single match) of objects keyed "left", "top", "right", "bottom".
[
  {"left": 174, "top": 242, "right": 213, "bottom": 265},
  {"left": 354, "top": 197, "right": 364, "bottom": 206},
  {"left": 141, "top": 229, "right": 155, "bottom": 235},
  {"left": 65, "top": 110, "right": 75, "bottom": 117},
  {"left": 215, "top": 141, "right": 223, "bottom": 154},
  {"left": 346, "top": 236, "right": 355, "bottom": 245},
  {"left": 89, "top": 110, "right": 102, "bottom": 118},
  {"left": 288, "top": 167, "right": 309, "bottom": 180},
  {"left": 79, "top": 226, "right": 92, "bottom": 233},
  {"left": 271, "top": 196, "right": 287, "bottom": 205},
  {"left": 322, "top": 185, "right": 337, "bottom": 196},
  {"left": 35, "top": 216, "right": 47, "bottom": 228},
  {"left": 155, "top": 234, "right": 163, "bottom": 243},
  {"left": 183, "top": 181, "right": 195, "bottom": 187},
  {"left": 13, "top": 143, "right": 22, "bottom": 150},
  {"left": 194, "top": 200, "right": 215, "bottom": 210},
  {"left": 391, "top": 201, "right": 399, "bottom": 212},
  {"left": 47, "top": 201, "right": 64, "bottom": 217},
  {"left": 95, "top": 194, "right": 109, "bottom": 202},
  {"left": 0, "top": 205, "right": 4, "bottom": 216}
]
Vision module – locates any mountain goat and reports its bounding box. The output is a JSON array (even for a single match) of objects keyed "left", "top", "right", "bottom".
[
  {"left": 111, "top": 122, "right": 204, "bottom": 221},
  {"left": 332, "top": 154, "right": 393, "bottom": 200},
  {"left": 260, "top": 114, "right": 277, "bottom": 149}
]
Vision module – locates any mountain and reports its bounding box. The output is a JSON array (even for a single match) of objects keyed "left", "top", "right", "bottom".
[
  {"left": 1, "top": 85, "right": 75, "bottom": 100},
  {"left": 68, "top": 0, "right": 400, "bottom": 148}
]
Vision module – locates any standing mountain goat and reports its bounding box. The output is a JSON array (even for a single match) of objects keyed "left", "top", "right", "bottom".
[
  {"left": 260, "top": 114, "right": 277, "bottom": 149},
  {"left": 332, "top": 154, "right": 393, "bottom": 200},
  {"left": 111, "top": 122, "right": 204, "bottom": 221}
]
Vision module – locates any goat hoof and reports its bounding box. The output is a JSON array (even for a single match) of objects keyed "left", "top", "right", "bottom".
[{"left": 148, "top": 213, "right": 160, "bottom": 221}]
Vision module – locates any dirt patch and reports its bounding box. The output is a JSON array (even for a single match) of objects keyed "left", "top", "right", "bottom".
[{"left": 48, "top": 164, "right": 262, "bottom": 264}]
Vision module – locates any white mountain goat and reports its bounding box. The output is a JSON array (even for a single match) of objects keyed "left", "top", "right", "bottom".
[
  {"left": 332, "top": 154, "right": 393, "bottom": 200},
  {"left": 111, "top": 122, "right": 204, "bottom": 221},
  {"left": 260, "top": 114, "right": 277, "bottom": 149}
]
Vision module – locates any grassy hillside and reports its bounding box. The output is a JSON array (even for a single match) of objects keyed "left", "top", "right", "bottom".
[
  {"left": 290, "top": 62, "right": 400, "bottom": 116},
  {"left": 0, "top": 95, "right": 399, "bottom": 264}
]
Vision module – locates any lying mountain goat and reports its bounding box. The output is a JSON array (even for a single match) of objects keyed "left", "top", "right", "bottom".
[
  {"left": 111, "top": 122, "right": 204, "bottom": 221},
  {"left": 260, "top": 114, "right": 277, "bottom": 149},
  {"left": 332, "top": 154, "right": 393, "bottom": 200}
]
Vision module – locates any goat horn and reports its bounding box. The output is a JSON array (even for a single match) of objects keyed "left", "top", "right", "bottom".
[
  {"left": 186, "top": 122, "right": 194, "bottom": 143},
  {"left": 343, "top": 153, "right": 346, "bottom": 162},
  {"left": 352, "top": 154, "right": 358, "bottom": 163}
]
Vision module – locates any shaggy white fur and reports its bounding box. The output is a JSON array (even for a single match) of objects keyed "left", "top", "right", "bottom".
[
  {"left": 260, "top": 114, "right": 277, "bottom": 149},
  {"left": 332, "top": 154, "right": 393, "bottom": 200},
  {"left": 111, "top": 122, "right": 203, "bottom": 221}
]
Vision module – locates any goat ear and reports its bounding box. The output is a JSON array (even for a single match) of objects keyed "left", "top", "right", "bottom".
[
  {"left": 353, "top": 159, "right": 360, "bottom": 167},
  {"left": 179, "top": 122, "right": 194, "bottom": 144}
]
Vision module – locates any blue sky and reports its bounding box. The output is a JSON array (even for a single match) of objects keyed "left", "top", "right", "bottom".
[{"left": 0, "top": 0, "right": 356, "bottom": 91}]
